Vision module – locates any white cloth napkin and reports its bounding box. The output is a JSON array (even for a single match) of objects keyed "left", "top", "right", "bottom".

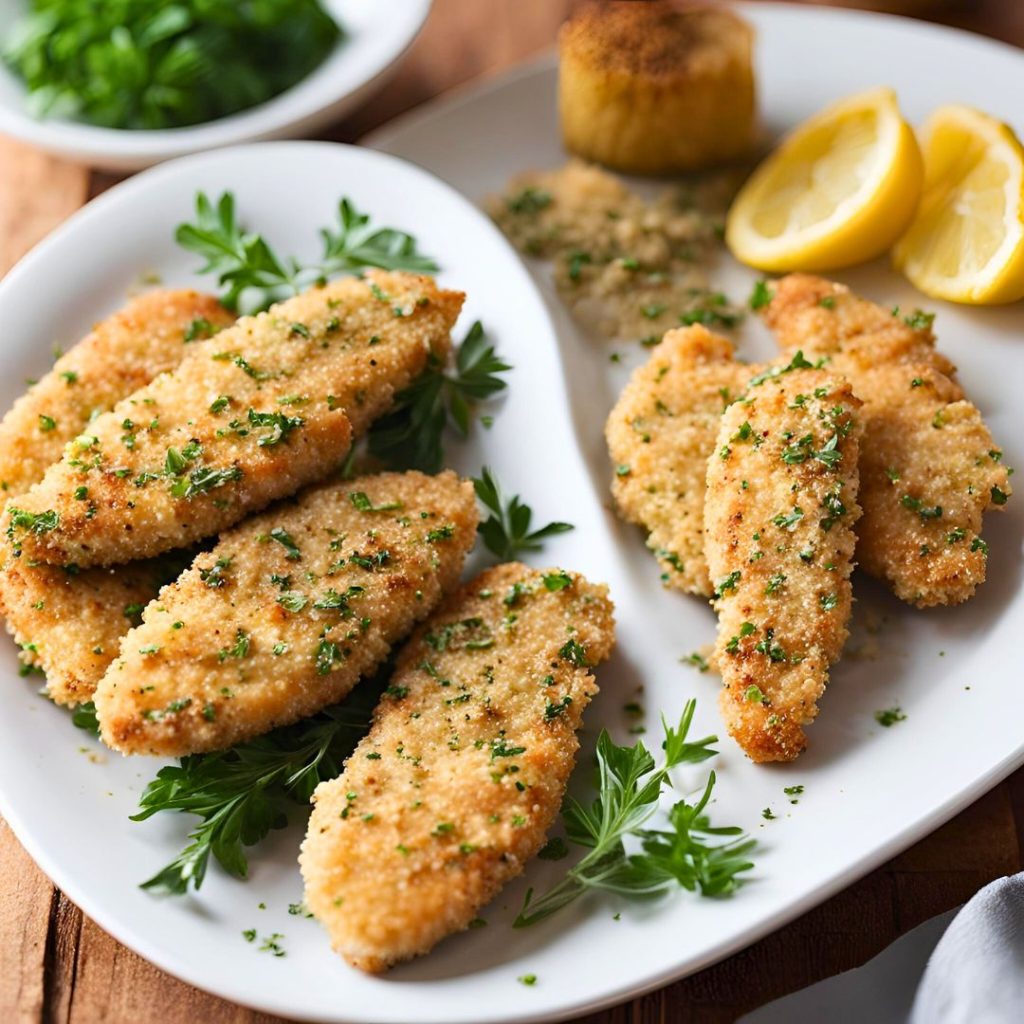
[{"left": 738, "top": 874, "right": 1024, "bottom": 1024}]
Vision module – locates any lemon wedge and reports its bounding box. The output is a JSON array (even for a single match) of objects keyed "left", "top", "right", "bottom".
[
  {"left": 726, "top": 88, "right": 923, "bottom": 272},
  {"left": 893, "top": 105, "right": 1024, "bottom": 304}
]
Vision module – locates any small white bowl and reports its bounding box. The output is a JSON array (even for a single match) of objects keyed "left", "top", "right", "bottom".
[{"left": 0, "top": 0, "right": 432, "bottom": 171}]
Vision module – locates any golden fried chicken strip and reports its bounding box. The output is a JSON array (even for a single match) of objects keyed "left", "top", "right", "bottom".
[
  {"left": 705, "top": 366, "right": 863, "bottom": 762},
  {"left": 0, "top": 291, "right": 233, "bottom": 703},
  {"left": 95, "top": 471, "right": 478, "bottom": 756},
  {"left": 0, "top": 289, "right": 233, "bottom": 497},
  {"left": 5, "top": 272, "right": 463, "bottom": 568},
  {"left": 606, "top": 325, "right": 762, "bottom": 595},
  {"left": 0, "top": 547, "right": 189, "bottom": 706},
  {"left": 763, "top": 274, "right": 1010, "bottom": 606},
  {"left": 300, "top": 563, "right": 615, "bottom": 973}
]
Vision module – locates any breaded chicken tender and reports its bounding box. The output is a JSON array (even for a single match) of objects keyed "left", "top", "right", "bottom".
[
  {"left": 0, "top": 289, "right": 233, "bottom": 497},
  {"left": 0, "top": 546, "right": 188, "bottom": 706},
  {"left": 763, "top": 274, "right": 1010, "bottom": 606},
  {"left": 300, "top": 563, "right": 615, "bottom": 973},
  {"left": 0, "top": 291, "right": 232, "bottom": 704},
  {"left": 606, "top": 324, "right": 762, "bottom": 595},
  {"left": 705, "top": 365, "right": 863, "bottom": 762},
  {"left": 95, "top": 471, "right": 478, "bottom": 756},
  {"left": 5, "top": 272, "right": 463, "bottom": 568}
]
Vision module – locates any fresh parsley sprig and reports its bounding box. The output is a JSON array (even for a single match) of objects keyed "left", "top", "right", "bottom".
[
  {"left": 131, "top": 695, "right": 375, "bottom": 895},
  {"left": 175, "top": 191, "right": 438, "bottom": 314},
  {"left": 515, "top": 701, "right": 754, "bottom": 927},
  {"left": 473, "top": 466, "right": 573, "bottom": 560},
  {"left": 368, "top": 322, "right": 511, "bottom": 473}
]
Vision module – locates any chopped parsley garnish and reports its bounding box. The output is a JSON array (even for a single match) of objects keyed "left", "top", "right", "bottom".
[
  {"left": 269, "top": 527, "right": 302, "bottom": 560},
  {"left": 169, "top": 464, "right": 243, "bottom": 500},
  {"left": 713, "top": 570, "right": 741, "bottom": 598},
  {"left": 682, "top": 652, "right": 709, "bottom": 673},
  {"left": 184, "top": 317, "right": 219, "bottom": 342},
  {"left": 490, "top": 737, "right": 526, "bottom": 760},
  {"left": 38, "top": 414, "right": 57, "bottom": 432},
  {"left": 902, "top": 309, "right": 935, "bottom": 330},
  {"left": 901, "top": 494, "right": 943, "bottom": 521},
  {"left": 6, "top": 507, "right": 59, "bottom": 537},
  {"left": 4, "top": 4, "right": 342, "bottom": 134},
  {"left": 218, "top": 629, "right": 250, "bottom": 662},
  {"left": 247, "top": 408, "right": 303, "bottom": 447},
  {"left": 349, "top": 491, "right": 403, "bottom": 513},
  {"left": 748, "top": 280, "right": 773, "bottom": 310},
  {"left": 542, "top": 570, "right": 573, "bottom": 592},
  {"left": 558, "top": 638, "right": 588, "bottom": 666},
  {"left": 875, "top": 707, "right": 906, "bottom": 727},
  {"left": 277, "top": 591, "right": 308, "bottom": 613},
  {"left": 313, "top": 585, "right": 364, "bottom": 613},
  {"left": 199, "top": 558, "right": 231, "bottom": 588},
  {"left": 747, "top": 350, "right": 817, "bottom": 388},
  {"left": 772, "top": 507, "right": 804, "bottom": 531},
  {"left": 314, "top": 639, "right": 341, "bottom": 675},
  {"left": 506, "top": 187, "right": 552, "bottom": 214}
]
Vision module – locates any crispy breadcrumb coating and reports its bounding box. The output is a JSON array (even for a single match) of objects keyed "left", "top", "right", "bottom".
[
  {"left": 0, "top": 290, "right": 233, "bottom": 703},
  {"left": 0, "top": 546, "right": 188, "bottom": 706},
  {"left": 705, "top": 366, "right": 862, "bottom": 762},
  {"left": 5, "top": 272, "right": 463, "bottom": 567},
  {"left": 763, "top": 274, "right": 1010, "bottom": 606},
  {"left": 0, "top": 289, "right": 233, "bottom": 497},
  {"left": 606, "top": 325, "right": 761, "bottom": 595},
  {"left": 300, "top": 563, "right": 615, "bottom": 973},
  {"left": 95, "top": 472, "right": 477, "bottom": 756}
]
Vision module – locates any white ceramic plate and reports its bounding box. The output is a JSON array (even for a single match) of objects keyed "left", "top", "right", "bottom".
[
  {"left": 0, "top": 0, "right": 431, "bottom": 171},
  {"left": 0, "top": 7, "right": 1022, "bottom": 1024}
]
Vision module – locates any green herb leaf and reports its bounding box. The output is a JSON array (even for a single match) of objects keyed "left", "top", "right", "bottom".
[
  {"left": 472, "top": 467, "right": 573, "bottom": 560},
  {"left": 4, "top": 1, "right": 343, "bottom": 132},
  {"left": 368, "top": 322, "right": 511, "bottom": 473},
  {"left": 514, "top": 701, "right": 752, "bottom": 927},
  {"left": 131, "top": 686, "right": 380, "bottom": 894},
  {"left": 176, "top": 191, "right": 438, "bottom": 313}
]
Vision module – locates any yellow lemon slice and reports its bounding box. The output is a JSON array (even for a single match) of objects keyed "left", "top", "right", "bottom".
[
  {"left": 893, "top": 105, "right": 1024, "bottom": 304},
  {"left": 726, "top": 88, "right": 923, "bottom": 272}
]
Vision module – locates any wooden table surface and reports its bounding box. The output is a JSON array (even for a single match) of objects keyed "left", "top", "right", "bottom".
[{"left": 1, "top": 2, "right": 1022, "bottom": 1021}]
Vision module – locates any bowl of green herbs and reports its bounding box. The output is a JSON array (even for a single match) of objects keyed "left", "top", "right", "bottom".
[{"left": 0, "top": 0, "right": 432, "bottom": 170}]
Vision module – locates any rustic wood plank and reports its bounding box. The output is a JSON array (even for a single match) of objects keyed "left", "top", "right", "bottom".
[
  {"left": 65, "top": 916, "right": 285, "bottom": 1024},
  {"left": 0, "top": 137, "right": 88, "bottom": 277},
  {"left": 1, "top": 2, "right": 1023, "bottom": 1022},
  {"left": 0, "top": 821, "right": 55, "bottom": 1023}
]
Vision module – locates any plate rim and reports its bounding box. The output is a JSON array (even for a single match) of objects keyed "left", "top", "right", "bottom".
[{"left": 2, "top": 5, "right": 1024, "bottom": 1021}]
